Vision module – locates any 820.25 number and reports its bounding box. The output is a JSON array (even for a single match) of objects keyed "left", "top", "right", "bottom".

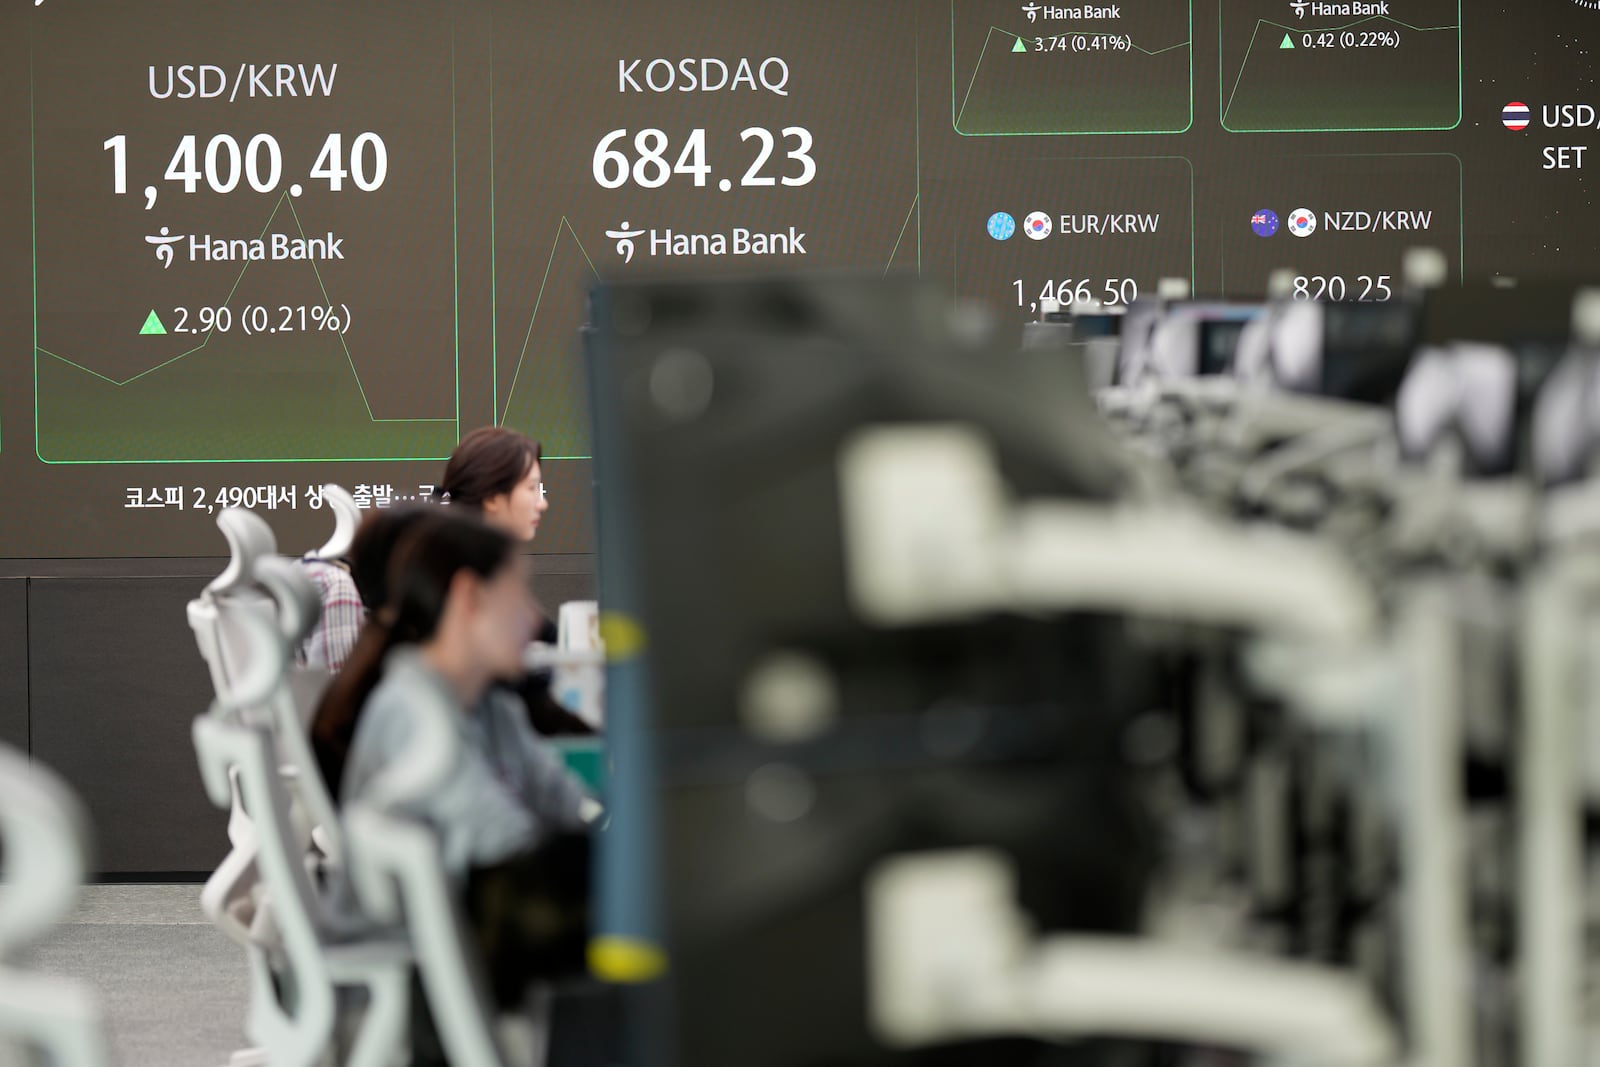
[{"left": 1293, "top": 275, "right": 1393, "bottom": 302}]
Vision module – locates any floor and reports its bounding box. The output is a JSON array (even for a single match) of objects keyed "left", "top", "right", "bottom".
[
  {"left": 9, "top": 884, "right": 250, "bottom": 1067},
  {"left": 2, "top": 883, "right": 610, "bottom": 1067}
]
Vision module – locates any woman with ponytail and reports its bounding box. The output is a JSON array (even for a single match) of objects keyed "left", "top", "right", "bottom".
[
  {"left": 311, "top": 511, "right": 597, "bottom": 1059},
  {"left": 310, "top": 505, "right": 430, "bottom": 793},
  {"left": 311, "top": 510, "right": 591, "bottom": 864}
]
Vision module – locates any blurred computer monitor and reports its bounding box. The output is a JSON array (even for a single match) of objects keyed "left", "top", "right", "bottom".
[{"left": 585, "top": 275, "right": 1156, "bottom": 1067}]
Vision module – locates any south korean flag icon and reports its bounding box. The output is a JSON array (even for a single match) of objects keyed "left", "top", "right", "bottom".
[
  {"left": 1023, "top": 211, "right": 1053, "bottom": 240},
  {"left": 1288, "top": 208, "right": 1316, "bottom": 238}
]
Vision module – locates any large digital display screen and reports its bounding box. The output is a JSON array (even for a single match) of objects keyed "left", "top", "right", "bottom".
[{"left": 0, "top": 0, "right": 1596, "bottom": 556}]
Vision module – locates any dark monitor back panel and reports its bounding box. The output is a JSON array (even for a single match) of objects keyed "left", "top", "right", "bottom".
[{"left": 587, "top": 277, "right": 1156, "bottom": 1067}]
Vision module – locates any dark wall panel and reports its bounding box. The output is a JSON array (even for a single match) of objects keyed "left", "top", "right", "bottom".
[
  {"left": 29, "top": 577, "right": 225, "bottom": 873},
  {"left": 0, "top": 578, "right": 26, "bottom": 752},
  {"left": 534, "top": 570, "right": 597, "bottom": 618},
  {"left": 17, "top": 552, "right": 595, "bottom": 873}
]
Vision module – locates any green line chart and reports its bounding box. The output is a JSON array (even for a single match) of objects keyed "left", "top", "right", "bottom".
[
  {"left": 35, "top": 193, "right": 459, "bottom": 464},
  {"left": 1219, "top": 3, "right": 1461, "bottom": 132},
  {"left": 494, "top": 196, "right": 924, "bottom": 457},
  {"left": 952, "top": 1, "right": 1192, "bottom": 135},
  {"left": 497, "top": 216, "right": 600, "bottom": 456}
]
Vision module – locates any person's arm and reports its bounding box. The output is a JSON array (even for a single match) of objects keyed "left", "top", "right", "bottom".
[
  {"left": 509, "top": 672, "right": 597, "bottom": 737},
  {"left": 493, "top": 694, "right": 594, "bottom": 832},
  {"left": 301, "top": 561, "right": 366, "bottom": 672},
  {"left": 318, "top": 566, "right": 366, "bottom": 672}
]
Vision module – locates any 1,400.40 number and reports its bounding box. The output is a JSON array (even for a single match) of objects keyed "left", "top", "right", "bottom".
[
  {"left": 592, "top": 127, "right": 815, "bottom": 189},
  {"left": 103, "top": 133, "right": 387, "bottom": 196}
]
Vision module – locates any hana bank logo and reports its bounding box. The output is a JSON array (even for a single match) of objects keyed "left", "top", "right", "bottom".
[
  {"left": 146, "top": 226, "right": 183, "bottom": 268},
  {"left": 607, "top": 221, "right": 646, "bottom": 264}
]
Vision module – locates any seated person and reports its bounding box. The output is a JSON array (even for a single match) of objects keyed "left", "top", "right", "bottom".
[
  {"left": 346, "top": 505, "right": 432, "bottom": 620},
  {"left": 299, "top": 424, "right": 549, "bottom": 678},
  {"left": 433, "top": 425, "right": 550, "bottom": 543},
  {"left": 434, "top": 426, "right": 594, "bottom": 736},
  {"left": 298, "top": 553, "right": 362, "bottom": 671},
  {"left": 311, "top": 512, "right": 597, "bottom": 1027},
  {"left": 312, "top": 511, "right": 593, "bottom": 844}
]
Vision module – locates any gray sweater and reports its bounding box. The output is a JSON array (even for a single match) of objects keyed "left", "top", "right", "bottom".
[{"left": 341, "top": 647, "right": 592, "bottom": 877}]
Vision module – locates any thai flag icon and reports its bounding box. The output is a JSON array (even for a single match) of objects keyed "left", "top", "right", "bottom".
[{"left": 1502, "top": 102, "right": 1531, "bottom": 131}]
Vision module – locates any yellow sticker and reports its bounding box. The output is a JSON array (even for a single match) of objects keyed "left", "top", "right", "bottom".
[
  {"left": 599, "top": 612, "right": 647, "bottom": 660},
  {"left": 589, "top": 936, "right": 668, "bottom": 983}
]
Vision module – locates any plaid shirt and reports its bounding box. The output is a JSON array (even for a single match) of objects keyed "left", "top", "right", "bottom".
[{"left": 299, "top": 558, "right": 364, "bottom": 672}]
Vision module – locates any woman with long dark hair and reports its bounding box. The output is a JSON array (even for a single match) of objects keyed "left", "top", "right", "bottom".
[
  {"left": 312, "top": 511, "right": 591, "bottom": 851},
  {"left": 311, "top": 512, "right": 595, "bottom": 1058}
]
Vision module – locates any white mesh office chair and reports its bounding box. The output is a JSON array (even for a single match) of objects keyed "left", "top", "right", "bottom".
[
  {"left": 0, "top": 744, "right": 110, "bottom": 1067},
  {"left": 190, "top": 509, "right": 338, "bottom": 907},
  {"left": 311, "top": 484, "right": 363, "bottom": 563},
  {"left": 190, "top": 509, "right": 412, "bottom": 1067},
  {"left": 190, "top": 600, "right": 410, "bottom": 1067},
  {"left": 187, "top": 508, "right": 285, "bottom": 1067},
  {"left": 253, "top": 555, "right": 346, "bottom": 870}
]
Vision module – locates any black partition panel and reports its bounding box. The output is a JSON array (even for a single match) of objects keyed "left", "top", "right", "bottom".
[
  {"left": 0, "top": 579, "right": 26, "bottom": 753},
  {"left": 534, "top": 572, "right": 597, "bottom": 619},
  {"left": 28, "top": 576, "right": 223, "bottom": 874},
  {"left": 11, "top": 556, "right": 595, "bottom": 875}
]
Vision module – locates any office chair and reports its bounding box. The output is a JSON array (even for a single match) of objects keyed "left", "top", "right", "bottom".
[
  {"left": 190, "top": 509, "right": 412, "bottom": 1067},
  {"left": 311, "top": 484, "right": 363, "bottom": 563},
  {"left": 190, "top": 597, "right": 410, "bottom": 1067},
  {"left": 0, "top": 744, "right": 109, "bottom": 1067}
]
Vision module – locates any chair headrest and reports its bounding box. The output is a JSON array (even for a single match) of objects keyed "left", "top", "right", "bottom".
[
  {"left": 311, "top": 484, "right": 362, "bottom": 562},
  {"left": 205, "top": 602, "right": 288, "bottom": 712},
  {"left": 254, "top": 555, "right": 325, "bottom": 648},
  {"left": 207, "top": 509, "right": 279, "bottom": 597}
]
